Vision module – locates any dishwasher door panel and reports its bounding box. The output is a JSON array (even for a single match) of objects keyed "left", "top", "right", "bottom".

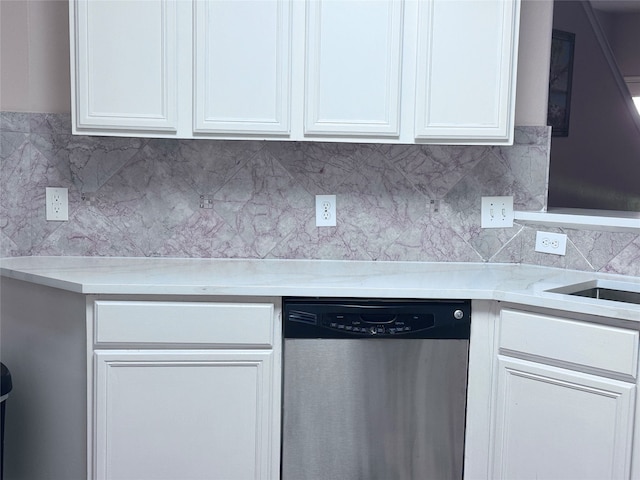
[{"left": 282, "top": 338, "right": 469, "bottom": 480}]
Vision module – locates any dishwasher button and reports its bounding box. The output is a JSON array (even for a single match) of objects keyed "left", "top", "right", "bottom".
[{"left": 369, "top": 327, "right": 377, "bottom": 335}]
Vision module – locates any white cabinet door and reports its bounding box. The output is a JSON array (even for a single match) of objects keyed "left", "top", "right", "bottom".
[
  {"left": 304, "top": 0, "right": 404, "bottom": 137},
  {"left": 71, "top": 0, "right": 178, "bottom": 133},
  {"left": 70, "top": 0, "right": 520, "bottom": 144},
  {"left": 194, "top": 0, "right": 292, "bottom": 135},
  {"left": 414, "top": 0, "right": 519, "bottom": 143},
  {"left": 93, "top": 350, "right": 278, "bottom": 480},
  {"left": 491, "top": 356, "right": 635, "bottom": 480}
]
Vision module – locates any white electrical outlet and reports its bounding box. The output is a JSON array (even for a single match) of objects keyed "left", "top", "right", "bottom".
[
  {"left": 535, "top": 231, "right": 567, "bottom": 255},
  {"left": 481, "top": 196, "right": 514, "bottom": 228},
  {"left": 46, "top": 187, "right": 69, "bottom": 221},
  {"left": 315, "top": 195, "right": 336, "bottom": 227}
]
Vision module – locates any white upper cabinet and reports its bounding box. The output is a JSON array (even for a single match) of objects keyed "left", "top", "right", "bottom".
[
  {"left": 304, "top": 0, "right": 403, "bottom": 137},
  {"left": 69, "top": 0, "right": 520, "bottom": 144},
  {"left": 414, "top": 0, "right": 520, "bottom": 143},
  {"left": 194, "top": 0, "right": 291, "bottom": 135},
  {"left": 71, "top": 0, "right": 178, "bottom": 133}
]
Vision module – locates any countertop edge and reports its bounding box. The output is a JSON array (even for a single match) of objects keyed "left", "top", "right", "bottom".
[{"left": 2, "top": 257, "right": 639, "bottom": 322}]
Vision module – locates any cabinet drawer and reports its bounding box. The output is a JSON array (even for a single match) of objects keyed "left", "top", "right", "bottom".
[
  {"left": 499, "top": 309, "right": 639, "bottom": 378},
  {"left": 94, "top": 301, "right": 275, "bottom": 347}
]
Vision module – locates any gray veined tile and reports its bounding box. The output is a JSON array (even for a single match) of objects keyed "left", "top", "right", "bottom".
[
  {"left": 512, "top": 126, "right": 551, "bottom": 146},
  {"left": 29, "top": 134, "right": 74, "bottom": 185},
  {"left": 29, "top": 113, "right": 72, "bottom": 135},
  {"left": 489, "top": 228, "right": 525, "bottom": 264},
  {"left": 441, "top": 147, "right": 545, "bottom": 260},
  {"left": 381, "top": 213, "right": 482, "bottom": 262},
  {"left": 0, "top": 137, "right": 30, "bottom": 189},
  {"left": 0, "top": 230, "right": 23, "bottom": 257},
  {"left": 325, "top": 154, "right": 429, "bottom": 260},
  {"left": 0, "top": 143, "right": 31, "bottom": 244},
  {"left": 213, "top": 148, "right": 313, "bottom": 258},
  {"left": 601, "top": 235, "right": 640, "bottom": 276},
  {"left": 31, "top": 134, "right": 144, "bottom": 193},
  {"left": 267, "top": 215, "right": 370, "bottom": 260},
  {"left": 267, "top": 141, "right": 375, "bottom": 194},
  {"left": 565, "top": 229, "right": 638, "bottom": 272},
  {"left": 0, "top": 142, "right": 46, "bottom": 251},
  {"left": 94, "top": 144, "right": 199, "bottom": 255},
  {"left": 603, "top": 237, "right": 640, "bottom": 277},
  {"left": 512, "top": 226, "right": 593, "bottom": 271},
  {"left": 471, "top": 226, "right": 524, "bottom": 262},
  {"left": 492, "top": 143, "right": 549, "bottom": 211},
  {"left": 155, "top": 210, "right": 260, "bottom": 259},
  {"left": 149, "top": 138, "right": 264, "bottom": 195},
  {"left": 22, "top": 147, "right": 80, "bottom": 249},
  {"left": 438, "top": 203, "right": 521, "bottom": 262},
  {"left": 208, "top": 227, "right": 261, "bottom": 260},
  {"left": 30, "top": 206, "right": 145, "bottom": 257},
  {"left": 381, "top": 143, "right": 490, "bottom": 199},
  {"left": 1, "top": 132, "right": 29, "bottom": 164},
  {"left": 0, "top": 112, "right": 31, "bottom": 133}
]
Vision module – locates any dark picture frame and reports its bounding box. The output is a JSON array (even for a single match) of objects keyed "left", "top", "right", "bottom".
[{"left": 548, "top": 29, "right": 576, "bottom": 137}]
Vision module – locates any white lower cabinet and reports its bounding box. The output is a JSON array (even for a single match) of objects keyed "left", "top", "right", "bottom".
[
  {"left": 465, "top": 302, "right": 639, "bottom": 480},
  {"left": 491, "top": 357, "right": 635, "bottom": 479},
  {"left": 94, "top": 350, "right": 275, "bottom": 480},
  {"left": 89, "top": 299, "right": 282, "bottom": 480}
]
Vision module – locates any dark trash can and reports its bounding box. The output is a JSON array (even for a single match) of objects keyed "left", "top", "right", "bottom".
[{"left": 0, "top": 363, "right": 12, "bottom": 480}]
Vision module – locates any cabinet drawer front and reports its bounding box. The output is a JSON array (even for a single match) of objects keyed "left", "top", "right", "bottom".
[
  {"left": 499, "top": 309, "right": 639, "bottom": 378},
  {"left": 94, "top": 301, "right": 274, "bottom": 347}
]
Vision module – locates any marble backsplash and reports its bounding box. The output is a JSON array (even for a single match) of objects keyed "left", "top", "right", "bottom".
[{"left": 1, "top": 111, "right": 638, "bottom": 276}]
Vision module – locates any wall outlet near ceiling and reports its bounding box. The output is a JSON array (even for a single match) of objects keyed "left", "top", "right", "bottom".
[
  {"left": 316, "top": 195, "right": 336, "bottom": 227},
  {"left": 481, "top": 196, "right": 514, "bottom": 228},
  {"left": 535, "top": 231, "right": 567, "bottom": 255},
  {"left": 45, "top": 187, "right": 69, "bottom": 221}
]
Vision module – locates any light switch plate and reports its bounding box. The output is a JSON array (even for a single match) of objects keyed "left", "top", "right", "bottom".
[{"left": 481, "top": 196, "right": 514, "bottom": 228}]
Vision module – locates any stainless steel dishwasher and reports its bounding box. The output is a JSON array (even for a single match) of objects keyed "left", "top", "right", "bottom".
[{"left": 282, "top": 297, "right": 471, "bottom": 480}]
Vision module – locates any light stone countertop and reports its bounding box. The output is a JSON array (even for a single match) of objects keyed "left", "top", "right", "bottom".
[{"left": 1, "top": 256, "right": 639, "bottom": 322}]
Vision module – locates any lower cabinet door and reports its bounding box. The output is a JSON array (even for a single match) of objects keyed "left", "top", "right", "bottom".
[
  {"left": 93, "top": 350, "right": 278, "bottom": 480},
  {"left": 491, "top": 356, "right": 636, "bottom": 480}
]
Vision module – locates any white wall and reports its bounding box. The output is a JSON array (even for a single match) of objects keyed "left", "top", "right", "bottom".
[
  {"left": 0, "top": 0, "right": 552, "bottom": 124},
  {"left": 0, "top": 0, "right": 70, "bottom": 113},
  {"left": 515, "top": 0, "right": 554, "bottom": 126}
]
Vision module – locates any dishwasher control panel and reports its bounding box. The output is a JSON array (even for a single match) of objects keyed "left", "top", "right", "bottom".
[
  {"left": 284, "top": 298, "right": 470, "bottom": 339},
  {"left": 322, "top": 312, "right": 435, "bottom": 335}
]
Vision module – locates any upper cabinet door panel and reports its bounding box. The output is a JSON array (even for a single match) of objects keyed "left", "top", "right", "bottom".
[
  {"left": 72, "top": 0, "right": 178, "bottom": 132},
  {"left": 414, "top": 0, "right": 520, "bottom": 143},
  {"left": 304, "top": 0, "right": 404, "bottom": 137},
  {"left": 194, "top": 0, "right": 292, "bottom": 135}
]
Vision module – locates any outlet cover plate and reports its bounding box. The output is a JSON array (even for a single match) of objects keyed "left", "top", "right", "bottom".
[
  {"left": 535, "top": 231, "right": 567, "bottom": 255},
  {"left": 316, "top": 195, "right": 336, "bottom": 227},
  {"left": 481, "top": 196, "right": 514, "bottom": 228},
  {"left": 45, "top": 187, "right": 69, "bottom": 221}
]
